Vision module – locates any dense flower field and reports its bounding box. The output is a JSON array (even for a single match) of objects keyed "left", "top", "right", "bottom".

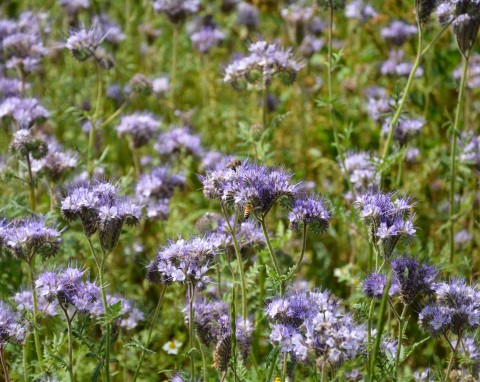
[{"left": 0, "top": 0, "right": 479, "bottom": 381}]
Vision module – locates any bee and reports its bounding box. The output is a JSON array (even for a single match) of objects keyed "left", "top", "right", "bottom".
[
  {"left": 244, "top": 202, "right": 253, "bottom": 220},
  {"left": 226, "top": 160, "right": 242, "bottom": 172}
]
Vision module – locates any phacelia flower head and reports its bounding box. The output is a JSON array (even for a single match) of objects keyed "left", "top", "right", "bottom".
[
  {"left": 30, "top": 138, "right": 78, "bottom": 181},
  {"left": 458, "top": 131, "right": 480, "bottom": 170},
  {"left": 146, "top": 235, "right": 218, "bottom": 289},
  {"left": 381, "top": 49, "right": 424, "bottom": 77},
  {"left": 91, "top": 294, "right": 144, "bottom": 330},
  {"left": 9, "top": 129, "right": 48, "bottom": 159},
  {"left": 93, "top": 13, "right": 126, "bottom": 45},
  {"left": 224, "top": 41, "right": 304, "bottom": 90},
  {"left": 419, "top": 278, "right": 480, "bottom": 337},
  {"left": 154, "top": 126, "right": 203, "bottom": 159},
  {"left": 0, "top": 96, "right": 49, "bottom": 128},
  {"left": 236, "top": 2, "right": 260, "bottom": 30},
  {"left": 354, "top": 189, "right": 416, "bottom": 258},
  {"left": 390, "top": 255, "right": 437, "bottom": 304},
  {"left": 381, "top": 20, "right": 418, "bottom": 46},
  {"left": 61, "top": 181, "right": 141, "bottom": 252},
  {"left": 0, "top": 216, "right": 62, "bottom": 262},
  {"left": 14, "top": 290, "right": 58, "bottom": 317},
  {"left": 0, "top": 301, "right": 27, "bottom": 344},
  {"left": 288, "top": 193, "right": 330, "bottom": 233},
  {"left": 363, "top": 273, "right": 388, "bottom": 299},
  {"left": 454, "top": 53, "right": 480, "bottom": 89},
  {"left": 190, "top": 24, "right": 225, "bottom": 54},
  {"left": 116, "top": 112, "right": 161, "bottom": 148},
  {"left": 345, "top": 0, "right": 377, "bottom": 22},
  {"left": 153, "top": 0, "right": 201, "bottom": 24},
  {"left": 65, "top": 23, "right": 104, "bottom": 62},
  {"left": 382, "top": 117, "right": 425, "bottom": 145},
  {"left": 344, "top": 151, "right": 379, "bottom": 190}
]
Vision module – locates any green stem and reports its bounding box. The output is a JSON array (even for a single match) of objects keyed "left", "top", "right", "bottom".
[
  {"left": 444, "top": 333, "right": 462, "bottom": 382},
  {"left": 60, "top": 304, "right": 75, "bottom": 382},
  {"left": 25, "top": 154, "right": 36, "bottom": 212},
  {"left": 97, "top": 249, "right": 111, "bottom": 382},
  {"left": 262, "top": 77, "right": 268, "bottom": 130},
  {"left": 170, "top": 25, "right": 179, "bottom": 118},
  {"left": 88, "top": 63, "right": 103, "bottom": 181},
  {"left": 449, "top": 53, "right": 470, "bottom": 266},
  {"left": 260, "top": 217, "right": 283, "bottom": 294},
  {"left": 282, "top": 352, "right": 288, "bottom": 382},
  {"left": 188, "top": 284, "right": 195, "bottom": 382},
  {"left": 380, "top": 27, "right": 422, "bottom": 186},
  {"left": 132, "top": 285, "right": 167, "bottom": 382},
  {"left": 0, "top": 346, "right": 10, "bottom": 382},
  {"left": 128, "top": 138, "right": 141, "bottom": 179},
  {"left": 28, "top": 258, "right": 44, "bottom": 371},
  {"left": 394, "top": 303, "right": 408, "bottom": 378},
  {"left": 198, "top": 335, "right": 208, "bottom": 382},
  {"left": 22, "top": 342, "right": 28, "bottom": 382},
  {"left": 290, "top": 223, "right": 307, "bottom": 279}
]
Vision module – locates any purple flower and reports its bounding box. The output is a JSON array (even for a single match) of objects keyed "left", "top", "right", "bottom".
[
  {"left": 454, "top": 53, "right": 480, "bottom": 89},
  {"left": 154, "top": 126, "right": 203, "bottom": 158},
  {"left": 93, "top": 13, "right": 125, "bottom": 45},
  {"left": 381, "top": 50, "right": 424, "bottom": 77},
  {"left": 345, "top": 0, "right": 377, "bottom": 22},
  {"left": 65, "top": 23, "right": 104, "bottom": 62},
  {"left": 190, "top": 25, "right": 224, "bottom": 54},
  {"left": 344, "top": 151, "right": 379, "bottom": 189},
  {"left": 91, "top": 294, "right": 144, "bottom": 330},
  {"left": 153, "top": 0, "right": 201, "bottom": 24},
  {"left": 288, "top": 193, "right": 330, "bottom": 233},
  {"left": 458, "top": 131, "right": 480, "bottom": 169},
  {"left": 14, "top": 290, "right": 58, "bottom": 317},
  {"left": 0, "top": 301, "right": 27, "bottom": 344},
  {"left": 0, "top": 77, "right": 29, "bottom": 98},
  {"left": 116, "top": 112, "right": 161, "bottom": 148},
  {"left": 381, "top": 21, "right": 417, "bottom": 46},
  {"left": 0, "top": 216, "right": 62, "bottom": 262},
  {"left": 59, "top": 0, "right": 90, "bottom": 17},
  {"left": 363, "top": 273, "right": 388, "bottom": 299},
  {"left": 30, "top": 137, "right": 78, "bottom": 181},
  {"left": 0, "top": 97, "right": 49, "bottom": 128},
  {"left": 236, "top": 2, "right": 260, "bottom": 29},
  {"left": 382, "top": 117, "right": 424, "bottom": 145},
  {"left": 61, "top": 181, "right": 141, "bottom": 251}
]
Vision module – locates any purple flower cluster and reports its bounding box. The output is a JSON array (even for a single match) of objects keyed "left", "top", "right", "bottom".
[
  {"left": 354, "top": 189, "right": 416, "bottom": 258},
  {"left": 184, "top": 298, "right": 253, "bottom": 368},
  {"left": 35, "top": 267, "right": 100, "bottom": 313},
  {"left": 9, "top": 129, "right": 48, "bottom": 160},
  {"left": 0, "top": 301, "right": 27, "bottom": 344},
  {"left": 0, "top": 77, "right": 28, "bottom": 99},
  {"left": 344, "top": 151, "right": 379, "bottom": 190},
  {"left": 0, "top": 97, "right": 49, "bottom": 128},
  {"left": 61, "top": 181, "right": 141, "bottom": 252},
  {"left": 267, "top": 288, "right": 367, "bottom": 367},
  {"left": 154, "top": 126, "right": 203, "bottom": 158},
  {"left": 146, "top": 236, "right": 218, "bottom": 289},
  {"left": 59, "top": 0, "right": 90, "bottom": 18},
  {"left": 92, "top": 13, "right": 126, "bottom": 45},
  {"left": 30, "top": 138, "right": 78, "bottom": 181},
  {"left": 0, "top": 216, "right": 62, "bottom": 262},
  {"left": 419, "top": 278, "right": 480, "bottom": 337},
  {"left": 91, "top": 295, "right": 144, "bottom": 330},
  {"left": 288, "top": 193, "right": 330, "bottom": 234},
  {"left": 190, "top": 24, "right": 225, "bottom": 54},
  {"left": 381, "top": 21, "right": 417, "bottom": 46},
  {"left": 458, "top": 131, "right": 480, "bottom": 170},
  {"left": 14, "top": 290, "right": 58, "bottom": 317},
  {"left": 381, "top": 50, "right": 424, "bottom": 77},
  {"left": 224, "top": 41, "right": 304, "bottom": 89},
  {"left": 116, "top": 112, "right": 161, "bottom": 148},
  {"left": 281, "top": 3, "right": 315, "bottom": 26},
  {"left": 453, "top": 53, "right": 480, "bottom": 88},
  {"left": 153, "top": 0, "right": 201, "bottom": 24},
  {"left": 236, "top": 2, "right": 260, "bottom": 30},
  {"left": 365, "top": 87, "right": 391, "bottom": 122},
  {"left": 65, "top": 23, "right": 104, "bottom": 62},
  {"left": 345, "top": 0, "right": 377, "bottom": 22},
  {"left": 200, "top": 160, "right": 300, "bottom": 218},
  {"left": 382, "top": 117, "right": 425, "bottom": 145},
  {"left": 135, "top": 166, "right": 185, "bottom": 220}
]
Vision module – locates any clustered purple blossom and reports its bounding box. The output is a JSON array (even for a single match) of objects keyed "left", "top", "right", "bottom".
[
  {"left": 419, "top": 278, "right": 480, "bottom": 337},
  {"left": 288, "top": 193, "right": 330, "bottom": 234},
  {"left": 153, "top": 0, "right": 201, "bottom": 24},
  {"left": 190, "top": 24, "right": 225, "bottom": 54},
  {"left": 35, "top": 267, "right": 100, "bottom": 313},
  {"left": 116, "top": 112, "right": 161, "bottom": 148},
  {"left": 61, "top": 181, "right": 141, "bottom": 252},
  {"left": 0, "top": 301, "right": 27, "bottom": 345},
  {"left": 454, "top": 228, "right": 473, "bottom": 246},
  {"left": 200, "top": 160, "right": 300, "bottom": 218},
  {"left": 354, "top": 189, "right": 416, "bottom": 258},
  {"left": 281, "top": 3, "right": 315, "bottom": 26},
  {"left": 59, "top": 0, "right": 90, "bottom": 19},
  {"left": 458, "top": 131, "right": 480, "bottom": 170},
  {"left": 184, "top": 298, "right": 253, "bottom": 370},
  {"left": 154, "top": 126, "right": 203, "bottom": 158},
  {"left": 381, "top": 50, "right": 424, "bottom": 77},
  {"left": 382, "top": 117, "right": 425, "bottom": 145},
  {"left": 266, "top": 288, "right": 367, "bottom": 368},
  {"left": 236, "top": 2, "right": 260, "bottom": 30},
  {"left": 224, "top": 41, "right": 303, "bottom": 89},
  {"left": 9, "top": 129, "right": 48, "bottom": 160},
  {"left": 135, "top": 166, "right": 185, "bottom": 220},
  {"left": 298, "top": 35, "right": 324, "bottom": 58},
  {"left": 30, "top": 138, "right": 78, "bottom": 181},
  {"left": 381, "top": 20, "right": 417, "bottom": 46},
  {"left": 345, "top": 0, "right": 377, "bottom": 22},
  {"left": 0, "top": 77, "right": 29, "bottom": 98},
  {"left": 146, "top": 235, "right": 218, "bottom": 289},
  {"left": 14, "top": 290, "right": 58, "bottom": 317},
  {"left": 93, "top": 13, "right": 126, "bottom": 45},
  {"left": 344, "top": 151, "right": 379, "bottom": 190},
  {"left": 91, "top": 294, "right": 144, "bottom": 330},
  {"left": 0, "top": 216, "right": 62, "bottom": 262},
  {"left": 454, "top": 53, "right": 480, "bottom": 88},
  {"left": 0, "top": 97, "right": 49, "bottom": 128},
  {"left": 365, "top": 86, "right": 391, "bottom": 122}
]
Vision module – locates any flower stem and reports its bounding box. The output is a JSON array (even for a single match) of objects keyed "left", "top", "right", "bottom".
[
  {"left": 291, "top": 223, "right": 308, "bottom": 278},
  {"left": 25, "top": 153, "right": 36, "bottom": 212},
  {"left": 59, "top": 303, "right": 75, "bottom": 382},
  {"left": 0, "top": 345, "right": 10, "bottom": 382},
  {"left": 132, "top": 284, "right": 167, "bottom": 382},
  {"left": 22, "top": 341, "right": 28, "bottom": 382},
  {"left": 444, "top": 333, "right": 462, "bottom": 382},
  {"left": 170, "top": 25, "right": 179, "bottom": 118},
  {"left": 282, "top": 352, "right": 288, "bottom": 382},
  {"left": 449, "top": 53, "right": 470, "bottom": 266},
  {"left": 394, "top": 303, "right": 408, "bottom": 377},
  {"left": 88, "top": 62, "right": 103, "bottom": 181},
  {"left": 99, "top": 252, "right": 111, "bottom": 382},
  {"left": 188, "top": 283, "right": 196, "bottom": 382},
  {"left": 260, "top": 217, "right": 283, "bottom": 294},
  {"left": 27, "top": 258, "right": 44, "bottom": 371},
  {"left": 198, "top": 335, "right": 208, "bottom": 382},
  {"left": 262, "top": 77, "right": 268, "bottom": 130}
]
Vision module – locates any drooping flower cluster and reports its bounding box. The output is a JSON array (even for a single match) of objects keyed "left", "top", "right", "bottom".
[
  {"left": 153, "top": 0, "right": 201, "bottom": 24},
  {"left": 354, "top": 189, "right": 416, "bottom": 258},
  {"left": 381, "top": 20, "right": 418, "bottom": 46},
  {"left": 154, "top": 126, "right": 203, "bottom": 159},
  {"left": 35, "top": 267, "right": 101, "bottom": 313},
  {"left": 30, "top": 138, "right": 78, "bottom": 181},
  {"left": 200, "top": 160, "right": 300, "bottom": 219},
  {"left": 184, "top": 298, "right": 253, "bottom": 371},
  {"left": 116, "top": 112, "right": 161, "bottom": 148},
  {"left": 344, "top": 151, "right": 379, "bottom": 190},
  {"left": 0, "top": 301, "right": 27, "bottom": 344},
  {"left": 135, "top": 166, "right": 185, "bottom": 220},
  {"left": 146, "top": 236, "right": 218, "bottom": 289},
  {"left": 382, "top": 117, "right": 424, "bottom": 145},
  {"left": 288, "top": 193, "right": 330, "bottom": 233},
  {"left": 61, "top": 181, "right": 141, "bottom": 252},
  {"left": 224, "top": 41, "right": 304, "bottom": 89},
  {"left": 91, "top": 295, "right": 144, "bottom": 330},
  {"left": 0, "top": 216, "right": 62, "bottom": 262},
  {"left": 267, "top": 288, "right": 367, "bottom": 367},
  {"left": 419, "top": 278, "right": 480, "bottom": 337}
]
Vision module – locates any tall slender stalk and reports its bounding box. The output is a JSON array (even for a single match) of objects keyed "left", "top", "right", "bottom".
[
  {"left": 444, "top": 333, "right": 462, "bottom": 382},
  {"left": 198, "top": 335, "right": 208, "bottom": 382},
  {"left": 99, "top": 252, "right": 111, "bottom": 382},
  {"left": 59, "top": 303, "right": 76, "bottom": 382},
  {"left": 281, "top": 352, "right": 288, "bottom": 382},
  {"left": 22, "top": 342, "right": 28, "bottom": 382},
  {"left": 394, "top": 303, "right": 408, "bottom": 377},
  {"left": 290, "top": 224, "right": 307, "bottom": 278},
  {"left": 132, "top": 285, "right": 167, "bottom": 382},
  {"left": 188, "top": 283, "right": 196, "bottom": 382},
  {"left": 27, "top": 258, "right": 44, "bottom": 371},
  {"left": 0, "top": 345, "right": 10, "bottom": 382},
  {"left": 449, "top": 53, "right": 470, "bottom": 266},
  {"left": 25, "top": 154, "right": 36, "bottom": 212},
  {"left": 262, "top": 77, "right": 268, "bottom": 130},
  {"left": 88, "top": 63, "right": 103, "bottom": 181},
  {"left": 170, "top": 25, "right": 179, "bottom": 117},
  {"left": 259, "top": 217, "right": 283, "bottom": 294}
]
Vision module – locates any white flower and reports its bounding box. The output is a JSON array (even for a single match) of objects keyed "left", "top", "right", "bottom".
[{"left": 162, "top": 339, "right": 183, "bottom": 355}]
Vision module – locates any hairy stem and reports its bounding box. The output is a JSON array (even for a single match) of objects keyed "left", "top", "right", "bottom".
[
  {"left": 262, "top": 77, "right": 268, "bottom": 130},
  {"left": 25, "top": 154, "right": 36, "bottom": 212},
  {"left": 88, "top": 63, "right": 103, "bottom": 181},
  {"left": 445, "top": 333, "right": 462, "bottom": 382},
  {"left": 260, "top": 217, "right": 283, "bottom": 294},
  {"left": 60, "top": 304, "right": 75, "bottom": 382},
  {"left": 188, "top": 284, "right": 196, "bottom": 382},
  {"left": 132, "top": 284, "right": 167, "bottom": 382},
  {"left": 0, "top": 346, "right": 10, "bottom": 382},
  {"left": 449, "top": 53, "right": 470, "bottom": 266},
  {"left": 28, "top": 258, "right": 44, "bottom": 371},
  {"left": 99, "top": 252, "right": 111, "bottom": 382},
  {"left": 394, "top": 303, "right": 408, "bottom": 377}
]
